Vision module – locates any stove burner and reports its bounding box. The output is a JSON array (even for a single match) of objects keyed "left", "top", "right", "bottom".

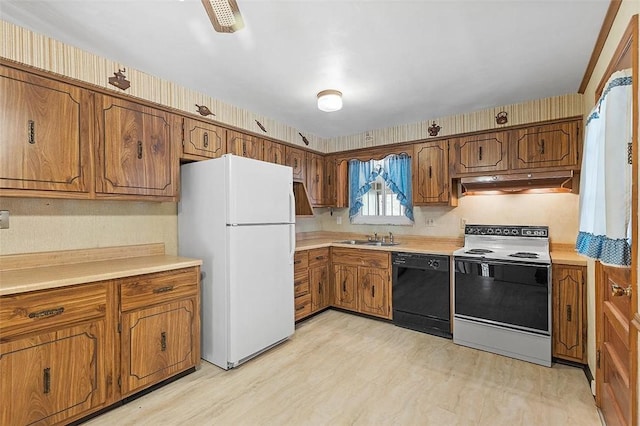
[
  {"left": 465, "top": 249, "right": 494, "bottom": 254},
  {"left": 508, "top": 252, "right": 539, "bottom": 259}
]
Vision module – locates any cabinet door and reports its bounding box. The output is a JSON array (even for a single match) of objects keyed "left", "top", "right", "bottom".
[
  {"left": 286, "top": 146, "right": 306, "bottom": 182},
  {"left": 306, "top": 152, "right": 324, "bottom": 206},
  {"left": 413, "top": 140, "right": 449, "bottom": 204},
  {"left": 333, "top": 264, "right": 358, "bottom": 311},
  {"left": 0, "top": 321, "right": 106, "bottom": 426},
  {"left": 227, "top": 130, "right": 263, "bottom": 160},
  {"left": 263, "top": 140, "right": 286, "bottom": 165},
  {"left": 95, "top": 95, "right": 179, "bottom": 198},
  {"left": 121, "top": 298, "right": 198, "bottom": 396},
  {"left": 182, "top": 117, "right": 226, "bottom": 159},
  {"left": 323, "top": 156, "right": 337, "bottom": 207},
  {"left": 511, "top": 121, "right": 581, "bottom": 170},
  {"left": 0, "top": 66, "right": 91, "bottom": 193},
  {"left": 552, "top": 265, "right": 586, "bottom": 363},
  {"left": 310, "top": 264, "right": 330, "bottom": 311},
  {"left": 358, "top": 267, "right": 391, "bottom": 319},
  {"left": 451, "top": 132, "right": 509, "bottom": 175}
]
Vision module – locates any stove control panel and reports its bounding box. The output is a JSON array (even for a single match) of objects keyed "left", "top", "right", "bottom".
[{"left": 464, "top": 225, "right": 548, "bottom": 238}]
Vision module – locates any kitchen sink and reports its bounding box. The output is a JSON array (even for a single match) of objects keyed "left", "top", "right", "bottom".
[{"left": 334, "top": 240, "right": 400, "bottom": 246}]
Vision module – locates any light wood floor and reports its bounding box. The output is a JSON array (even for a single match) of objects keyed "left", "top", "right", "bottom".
[{"left": 86, "top": 310, "right": 601, "bottom": 425}]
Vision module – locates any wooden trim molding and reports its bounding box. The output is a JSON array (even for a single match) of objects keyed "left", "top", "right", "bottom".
[
  {"left": 595, "top": 14, "right": 637, "bottom": 99},
  {"left": 579, "top": 0, "right": 623, "bottom": 94},
  {"left": 633, "top": 313, "right": 640, "bottom": 332}
]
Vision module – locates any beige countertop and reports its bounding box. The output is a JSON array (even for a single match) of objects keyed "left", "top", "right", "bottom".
[
  {"left": 0, "top": 244, "right": 202, "bottom": 296},
  {"left": 296, "top": 233, "right": 588, "bottom": 266}
]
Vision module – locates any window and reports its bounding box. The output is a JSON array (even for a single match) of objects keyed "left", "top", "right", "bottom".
[{"left": 349, "top": 155, "right": 414, "bottom": 225}]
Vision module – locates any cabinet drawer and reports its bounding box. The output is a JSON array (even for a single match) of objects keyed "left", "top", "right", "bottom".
[
  {"left": 331, "top": 247, "right": 390, "bottom": 268},
  {"left": 0, "top": 283, "right": 107, "bottom": 340},
  {"left": 308, "top": 248, "right": 330, "bottom": 267},
  {"left": 120, "top": 267, "right": 198, "bottom": 312},
  {"left": 294, "top": 276, "right": 310, "bottom": 297},
  {"left": 294, "top": 251, "right": 309, "bottom": 270},
  {"left": 294, "top": 293, "right": 312, "bottom": 321}
]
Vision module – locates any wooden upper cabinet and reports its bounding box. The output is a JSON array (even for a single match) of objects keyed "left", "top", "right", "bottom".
[
  {"left": 413, "top": 140, "right": 449, "bottom": 204},
  {"left": 182, "top": 117, "right": 226, "bottom": 159},
  {"left": 227, "top": 130, "right": 263, "bottom": 160},
  {"left": 306, "top": 152, "right": 324, "bottom": 206},
  {"left": 263, "top": 140, "right": 286, "bottom": 165},
  {"left": 0, "top": 65, "right": 91, "bottom": 194},
  {"left": 95, "top": 95, "right": 179, "bottom": 199},
  {"left": 510, "top": 121, "right": 581, "bottom": 171},
  {"left": 451, "top": 131, "right": 509, "bottom": 176},
  {"left": 323, "top": 156, "right": 337, "bottom": 207},
  {"left": 286, "top": 146, "right": 306, "bottom": 181}
]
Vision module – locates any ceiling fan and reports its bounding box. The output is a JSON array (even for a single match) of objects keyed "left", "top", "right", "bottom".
[{"left": 201, "top": 0, "right": 245, "bottom": 33}]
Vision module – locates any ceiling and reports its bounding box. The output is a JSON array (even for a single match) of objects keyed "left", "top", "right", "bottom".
[{"left": 1, "top": 0, "right": 610, "bottom": 139}]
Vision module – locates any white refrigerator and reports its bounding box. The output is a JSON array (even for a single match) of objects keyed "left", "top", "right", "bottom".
[{"left": 178, "top": 154, "right": 295, "bottom": 370}]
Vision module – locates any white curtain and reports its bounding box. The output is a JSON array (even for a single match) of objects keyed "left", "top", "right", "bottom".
[{"left": 576, "top": 69, "right": 632, "bottom": 266}]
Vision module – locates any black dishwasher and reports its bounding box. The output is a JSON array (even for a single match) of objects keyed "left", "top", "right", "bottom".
[{"left": 392, "top": 252, "right": 451, "bottom": 338}]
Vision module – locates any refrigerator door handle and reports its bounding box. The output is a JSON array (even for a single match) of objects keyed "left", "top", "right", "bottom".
[
  {"left": 289, "top": 224, "right": 296, "bottom": 263},
  {"left": 289, "top": 186, "right": 296, "bottom": 224}
]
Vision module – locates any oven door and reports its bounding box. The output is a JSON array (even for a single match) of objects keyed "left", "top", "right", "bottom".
[{"left": 454, "top": 257, "right": 550, "bottom": 335}]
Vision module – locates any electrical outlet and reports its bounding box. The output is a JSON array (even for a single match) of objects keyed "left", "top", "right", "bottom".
[
  {"left": 0, "top": 210, "right": 9, "bottom": 229},
  {"left": 336, "top": 216, "right": 342, "bottom": 225},
  {"left": 460, "top": 218, "right": 467, "bottom": 229},
  {"left": 425, "top": 217, "right": 435, "bottom": 227}
]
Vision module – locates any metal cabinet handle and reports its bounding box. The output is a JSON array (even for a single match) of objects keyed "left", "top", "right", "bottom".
[
  {"left": 316, "top": 174, "right": 320, "bottom": 183},
  {"left": 242, "top": 141, "right": 247, "bottom": 156},
  {"left": 566, "top": 305, "right": 572, "bottom": 322},
  {"left": 294, "top": 260, "right": 302, "bottom": 265},
  {"left": 318, "top": 282, "right": 323, "bottom": 292},
  {"left": 428, "top": 165, "right": 432, "bottom": 179},
  {"left": 342, "top": 279, "right": 347, "bottom": 293},
  {"left": 611, "top": 283, "right": 632, "bottom": 297},
  {"left": 153, "top": 286, "right": 175, "bottom": 294},
  {"left": 160, "top": 331, "right": 167, "bottom": 351},
  {"left": 28, "top": 120, "right": 36, "bottom": 144},
  {"left": 203, "top": 132, "right": 209, "bottom": 148},
  {"left": 43, "top": 368, "right": 51, "bottom": 394},
  {"left": 137, "top": 141, "right": 143, "bottom": 159},
  {"left": 478, "top": 146, "right": 483, "bottom": 161},
  {"left": 29, "top": 307, "right": 65, "bottom": 319},
  {"left": 294, "top": 158, "right": 298, "bottom": 168},
  {"left": 295, "top": 304, "right": 305, "bottom": 312},
  {"left": 371, "top": 285, "right": 375, "bottom": 298}
]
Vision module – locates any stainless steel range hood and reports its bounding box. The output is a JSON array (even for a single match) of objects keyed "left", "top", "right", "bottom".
[{"left": 460, "top": 170, "right": 575, "bottom": 194}]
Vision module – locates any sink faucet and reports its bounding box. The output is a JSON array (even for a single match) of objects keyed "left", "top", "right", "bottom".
[{"left": 389, "top": 232, "right": 394, "bottom": 243}]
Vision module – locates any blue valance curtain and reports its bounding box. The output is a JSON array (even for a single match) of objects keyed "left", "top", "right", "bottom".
[
  {"left": 348, "top": 154, "right": 414, "bottom": 221},
  {"left": 575, "top": 69, "right": 632, "bottom": 266}
]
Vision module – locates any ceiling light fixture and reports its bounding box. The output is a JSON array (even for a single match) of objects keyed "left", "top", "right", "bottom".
[
  {"left": 317, "top": 90, "right": 342, "bottom": 112},
  {"left": 201, "top": 0, "right": 244, "bottom": 33}
]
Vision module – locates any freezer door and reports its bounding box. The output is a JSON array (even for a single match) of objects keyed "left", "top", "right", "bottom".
[
  {"left": 227, "top": 224, "right": 295, "bottom": 365},
  {"left": 226, "top": 155, "right": 294, "bottom": 225}
]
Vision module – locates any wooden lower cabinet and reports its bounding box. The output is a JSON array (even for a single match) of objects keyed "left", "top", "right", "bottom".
[
  {"left": 120, "top": 298, "right": 198, "bottom": 396},
  {"left": 552, "top": 264, "right": 586, "bottom": 363},
  {"left": 331, "top": 247, "right": 392, "bottom": 320},
  {"left": 294, "top": 251, "right": 311, "bottom": 320},
  {"left": 333, "top": 264, "right": 358, "bottom": 311},
  {"left": 0, "top": 321, "right": 106, "bottom": 426},
  {"left": 309, "top": 248, "right": 331, "bottom": 312},
  {"left": 0, "top": 266, "right": 200, "bottom": 425}
]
